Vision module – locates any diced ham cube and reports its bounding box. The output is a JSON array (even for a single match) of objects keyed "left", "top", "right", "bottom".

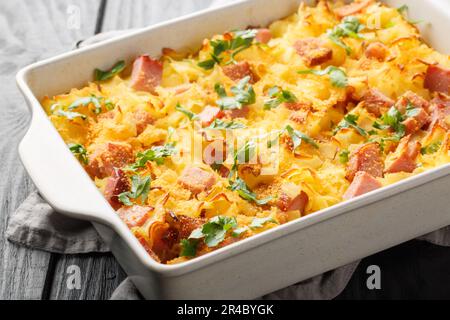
[
  {"left": 178, "top": 167, "right": 217, "bottom": 194},
  {"left": 284, "top": 101, "right": 312, "bottom": 111},
  {"left": 103, "top": 169, "right": 130, "bottom": 210},
  {"left": 424, "top": 65, "right": 450, "bottom": 94},
  {"left": 362, "top": 88, "right": 394, "bottom": 117},
  {"left": 278, "top": 185, "right": 309, "bottom": 214},
  {"left": 385, "top": 136, "right": 421, "bottom": 174},
  {"left": 346, "top": 143, "right": 384, "bottom": 182},
  {"left": 293, "top": 38, "right": 332, "bottom": 67},
  {"left": 134, "top": 109, "right": 154, "bottom": 135},
  {"left": 429, "top": 94, "right": 450, "bottom": 129},
  {"left": 117, "top": 205, "right": 153, "bottom": 228},
  {"left": 343, "top": 171, "right": 382, "bottom": 200},
  {"left": 130, "top": 55, "right": 163, "bottom": 95},
  {"left": 402, "top": 107, "right": 430, "bottom": 134},
  {"left": 222, "top": 61, "right": 259, "bottom": 84},
  {"left": 365, "top": 42, "right": 389, "bottom": 62},
  {"left": 395, "top": 91, "right": 430, "bottom": 113},
  {"left": 171, "top": 215, "right": 206, "bottom": 240},
  {"left": 223, "top": 106, "right": 250, "bottom": 119},
  {"left": 334, "top": 0, "right": 373, "bottom": 18},
  {"left": 197, "top": 106, "right": 224, "bottom": 126},
  {"left": 255, "top": 28, "right": 272, "bottom": 44},
  {"left": 86, "top": 142, "right": 134, "bottom": 179}
]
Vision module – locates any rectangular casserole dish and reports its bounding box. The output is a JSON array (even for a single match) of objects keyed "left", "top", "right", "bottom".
[{"left": 16, "top": 0, "right": 450, "bottom": 299}]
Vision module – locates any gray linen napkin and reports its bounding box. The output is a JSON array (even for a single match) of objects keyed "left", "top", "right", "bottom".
[
  {"left": 7, "top": 192, "right": 450, "bottom": 300},
  {"left": 8, "top": 0, "right": 450, "bottom": 299}
]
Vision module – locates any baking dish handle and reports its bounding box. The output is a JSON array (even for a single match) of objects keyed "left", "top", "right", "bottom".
[{"left": 18, "top": 108, "right": 115, "bottom": 226}]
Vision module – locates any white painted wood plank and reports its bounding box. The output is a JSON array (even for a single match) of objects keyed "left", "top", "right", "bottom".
[{"left": 0, "top": 0, "right": 100, "bottom": 300}]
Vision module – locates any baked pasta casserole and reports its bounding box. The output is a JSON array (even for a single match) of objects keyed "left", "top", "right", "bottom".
[{"left": 42, "top": 0, "right": 450, "bottom": 264}]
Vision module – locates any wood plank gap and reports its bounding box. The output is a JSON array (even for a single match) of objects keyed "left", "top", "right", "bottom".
[
  {"left": 95, "top": 0, "right": 108, "bottom": 34},
  {"left": 40, "top": 253, "right": 60, "bottom": 300}
]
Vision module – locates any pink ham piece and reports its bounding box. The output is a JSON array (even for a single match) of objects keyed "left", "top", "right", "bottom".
[
  {"left": 293, "top": 38, "right": 332, "bottom": 67},
  {"left": 178, "top": 167, "right": 217, "bottom": 194},
  {"left": 255, "top": 28, "right": 272, "bottom": 44},
  {"left": 278, "top": 190, "right": 309, "bottom": 214},
  {"left": 395, "top": 91, "right": 431, "bottom": 134},
  {"left": 365, "top": 42, "right": 389, "bottom": 62},
  {"left": 222, "top": 61, "right": 259, "bottom": 84},
  {"left": 385, "top": 136, "right": 421, "bottom": 174},
  {"left": 424, "top": 65, "right": 450, "bottom": 94},
  {"left": 223, "top": 106, "right": 250, "bottom": 119},
  {"left": 334, "top": 0, "right": 373, "bottom": 18},
  {"left": 362, "top": 88, "right": 394, "bottom": 117},
  {"left": 197, "top": 106, "right": 224, "bottom": 127},
  {"left": 134, "top": 109, "right": 154, "bottom": 135},
  {"left": 429, "top": 94, "right": 450, "bottom": 129},
  {"left": 117, "top": 205, "right": 153, "bottom": 228},
  {"left": 86, "top": 142, "right": 134, "bottom": 179},
  {"left": 343, "top": 171, "right": 382, "bottom": 200},
  {"left": 104, "top": 169, "right": 130, "bottom": 210},
  {"left": 346, "top": 143, "right": 384, "bottom": 182},
  {"left": 130, "top": 55, "right": 163, "bottom": 95}
]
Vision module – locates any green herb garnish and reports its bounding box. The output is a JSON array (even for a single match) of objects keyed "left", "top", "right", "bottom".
[
  {"left": 127, "top": 143, "right": 176, "bottom": 170},
  {"left": 397, "top": 5, "right": 423, "bottom": 25},
  {"left": 373, "top": 107, "right": 406, "bottom": 139},
  {"left": 118, "top": 175, "right": 151, "bottom": 206},
  {"left": 298, "top": 66, "right": 348, "bottom": 88},
  {"left": 198, "top": 29, "right": 258, "bottom": 69},
  {"left": 334, "top": 114, "right": 368, "bottom": 136},
  {"left": 285, "top": 124, "right": 319, "bottom": 150},
  {"left": 421, "top": 142, "right": 442, "bottom": 155},
  {"left": 175, "top": 103, "right": 198, "bottom": 120},
  {"left": 264, "top": 86, "right": 298, "bottom": 110},
  {"left": 327, "top": 16, "right": 364, "bottom": 55},
  {"left": 68, "top": 96, "right": 102, "bottom": 114},
  {"left": 94, "top": 60, "right": 126, "bottom": 81},
  {"left": 55, "top": 109, "right": 87, "bottom": 120},
  {"left": 228, "top": 177, "right": 273, "bottom": 205},
  {"left": 68, "top": 143, "right": 88, "bottom": 164},
  {"left": 206, "top": 118, "right": 246, "bottom": 130},
  {"left": 339, "top": 150, "right": 350, "bottom": 164},
  {"left": 215, "top": 76, "right": 256, "bottom": 110},
  {"left": 249, "top": 216, "right": 276, "bottom": 229}
]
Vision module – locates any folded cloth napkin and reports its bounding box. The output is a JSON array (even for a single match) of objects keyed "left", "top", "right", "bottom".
[
  {"left": 8, "top": 0, "right": 450, "bottom": 299},
  {"left": 7, "top": 192, "right": 450, "bottom": 300}
]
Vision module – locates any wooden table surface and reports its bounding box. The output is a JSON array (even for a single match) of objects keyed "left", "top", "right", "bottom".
[{"left": 1, "top": 0, "right": 449, "bottom": 300}]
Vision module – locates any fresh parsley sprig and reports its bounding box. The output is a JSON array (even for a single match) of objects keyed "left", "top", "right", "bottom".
[
  {"left": 198, "top": 29, "right": 257, "bottom": 70},
  {"left": 372, "top": 106, "right": 406, "bottom": 139},
  {"left": 264, "top": 86, "right": 298, "bottom": 110},
  {"left": 298, "top": 66, "right": 348, "bottom": 88},
  {"left": 249, "top": 216, "right": 276, "bottom": 229},
  {"left": 68, "top": 143, "right": 88, "bottom": 164},
  {"left": 68, "top": 96, "right": 102, "bottom": 114},
  {"left": 118, "top": 175, "right": 151, "bottom": 206},
  {"left": 228, "top": 177, "right": 273, "bottom": 205},
  {"left": 285, "top": 125, "right": 319, "bottom": 150},
  {"left": 94, "top": 60, "right": 126, "bottom": 81},
  {"left": 215, "top": 76, "right": 256, "bottom": 110},
  {"left": 334, "top": 114, "right": 368, "bottom": 136},
  {"left": 421, "top": 141, "right": 442, "bottom": 155},
  {"left": 127, "top": 143, "right": 176, "bottom": 171},
  {"left": 175, "top": 103, "right": 198, "bottom": 120},
  {"left": 206, "top": 118, "right": 246, "bottom": 130},
  {"left": 327, "top": 16, "right": 364, "bottom": 55}
]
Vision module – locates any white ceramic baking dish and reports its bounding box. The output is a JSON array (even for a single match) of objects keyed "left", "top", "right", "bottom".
[{"left": 16, "top": 0, "right": 450, "bottom": 299}]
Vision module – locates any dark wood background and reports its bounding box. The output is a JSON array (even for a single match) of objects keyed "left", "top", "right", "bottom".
[{"left": 1, "top": 0, "right": 449, "bottom": 300}]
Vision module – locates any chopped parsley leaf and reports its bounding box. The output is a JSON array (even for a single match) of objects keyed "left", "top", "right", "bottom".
[
  {"left": 206, "top": 118, "right": 246, "bottom": 130},
  {"left": 285, "top": 125, "right": 319, "bottom": 150},
  {"left": 339, "top": 150, "right": 350, "bottom": 164},
  {"left": 264, "top": 86, "right": 298, "bottom": 110},
  {"left": 175, "top": 103, "right": 198, "bottom": 120},
  {"left": 94, "top": 60, "right": 126, "bottom": 81},
  {"left": 228, "top": 177, "right": 273, "bottom": 205},
  {"left": 215, "top": 76, "right": 256, "bottom": 110},
  {"left": 327, "top": 16, "right": 365, "bottom": 55},
  {"left": 334, "top": 114, "right": 368, "bottom": 136},
  {"left": 68, "top": 143, "right": 88, "bottom": 164},
  {"left": 118, "top": 175, "right": 151, "bottom": 206},
  {"left": 249, "top": 216, "right": 277, "bottom": 229},
  {"left": 298, "top": 66, "right": 348, "bottom": 88}
]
